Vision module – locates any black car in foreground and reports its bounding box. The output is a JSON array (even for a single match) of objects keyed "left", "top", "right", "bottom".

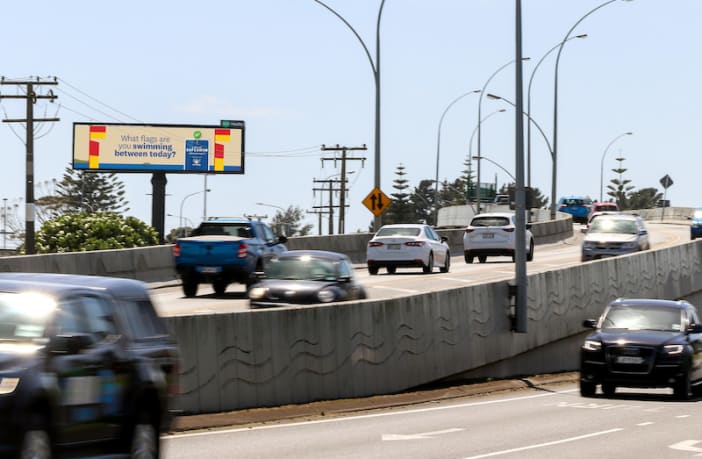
[
  {"left": 248, "top": 250, "right": 367, "bottom": 307},
  {"left": 580, "top": 298, "right": 702, "bottom": 399},
  {"left": 0, "top": 273, "right": 179, "bottom": 458}
]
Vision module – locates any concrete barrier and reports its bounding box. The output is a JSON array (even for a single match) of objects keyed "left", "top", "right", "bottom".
[{"left": 168, "top": 240, "right": 702, "bottom": 414}]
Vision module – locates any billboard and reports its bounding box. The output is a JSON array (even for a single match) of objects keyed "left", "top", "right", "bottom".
[{"left": 72, "top": 122, "right": 244, "bottom": 173}]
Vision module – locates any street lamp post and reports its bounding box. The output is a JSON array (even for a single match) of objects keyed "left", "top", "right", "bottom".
[
  {"left": 314, "top": 0, "right": 386, "bottom": 232},
  {"left": 551, "top": 0, "right": 633, "bottom": 219},
  {"left": 256, "top": 202, "right": 287, "bottom": 235},
  {"left": 600, "top": 132, "right": 633, "bottom": 202},
  {"left": 527, "top": 34, "right": 587, "bottom": 188},
  {"left": 476, "top": 57, "right": 529, "bottom": 214},
  {"left": 434, "top": 89, "right": 480, "bottom": 224},
  {"left": 472, "top": 155, "right": 515, "bottom": 182},
  {"left": 467, "top": 109, "right": 506, "bottom": 212},
  {"left": 179, "top": 189, "right": 210, "bottom": 236}
]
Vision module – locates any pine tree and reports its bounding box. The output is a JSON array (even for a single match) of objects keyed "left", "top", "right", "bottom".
[
  {"left": 606, "top": 157, "right": 635, "bottom": 210},
  {"left": 411, "top": 179, "right": 435, "bottom": 224},
  {"left": 48, "top": 165, "right": 129, "bottom": 214},
  {"left": 383, "top": 164, "right": 414, "bottom": 224}
]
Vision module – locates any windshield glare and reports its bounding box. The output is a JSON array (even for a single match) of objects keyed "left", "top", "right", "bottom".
[
  {"left": 0, "top": 292, "right": 57, "bottom": 340},
  {"left": 602, "top": 305, "right": 682, "bottom": 331},
  {"left": 376, "top": 227, "right": 420, "bottom": 237},
  {"left": 589, "top": 218, "right": 638, "bottom": 235},
  {"left": 265, "top": 257, "right": 338, "bottom": 281}
]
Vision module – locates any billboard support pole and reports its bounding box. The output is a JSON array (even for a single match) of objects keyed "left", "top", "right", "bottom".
[{"left": 151, "top": 172, "right": 167, "bottom": 244}]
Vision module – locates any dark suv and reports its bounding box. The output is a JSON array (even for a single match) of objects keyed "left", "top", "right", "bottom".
[{"left": 0, "top": 273, "right": 179, "bottom": 458}]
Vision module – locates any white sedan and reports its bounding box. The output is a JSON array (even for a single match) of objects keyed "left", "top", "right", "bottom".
[
  {"left": 366, "top": 224, "right": 450, "bottom": 275},
  {"left": 463, "top": 212, "right": 534, "bottom": 263}
]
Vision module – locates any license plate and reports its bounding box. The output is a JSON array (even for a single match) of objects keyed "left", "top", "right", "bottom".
[
  {"left": 482, "top": 233, "right": 495, "bottom": 239},
  {"left": 616, "top": 356, "right": 643, "bottom": 364},
  {"left": 387, "top": 244, "right": 401, "bottom": 250},
  {"left": 199, "top": 266, "right": 221, "bottom": 274}
]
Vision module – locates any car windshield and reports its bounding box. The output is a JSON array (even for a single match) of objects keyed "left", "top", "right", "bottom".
[
  {"left": 589, "top": 218, "right": 639, "bottom": 235},
  {"left": 471, "top": 217, "right": 510, "bottom": 227},
  {"left": 563, "top": 199, "right": 585, "bottom": 206},
  {"left": 0, "top": 292, "right": 57, "bottom": 341},
  {"left": 265, "top": 256, "right": 337, "bottom": 281},
  {"left": 601, "top": 305, "right": 682, "bottom": 331},
  {"left": 376, "top": 227, "right": 420, "bottom": 237}
]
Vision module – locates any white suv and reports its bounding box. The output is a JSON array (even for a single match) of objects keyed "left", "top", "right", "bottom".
[{"left": 463, "top": 212, "right": 534, "bottom": 263}]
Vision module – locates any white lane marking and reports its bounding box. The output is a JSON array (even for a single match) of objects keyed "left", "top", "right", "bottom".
[
  {"left": 461, "top": 428, "right": 624, "bottom": 459},
  {"left": 382, "top": 428, "right": 464, "bottom": 441},
  {"left": 669, "top": 440, "right": 702, "bottom": 454},
  {"left": 438, "top": 277, "right": 473, "bottom": 283},
  {"left": 637, "top": 422, "right": 654, "bottom": 426},
  {"left": 676, "top": 415, "right": 691, "bottom": 419},
  {"left": 164, "top": 389, "right": 578, "bottom": 440}
]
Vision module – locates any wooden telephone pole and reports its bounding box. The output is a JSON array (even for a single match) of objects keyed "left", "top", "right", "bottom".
[
  {"left": 320, "top": 144, "right": 366, "bottom": 234},
  {"left": 0, "top": 77, "right": 59, "bottom": 254}
]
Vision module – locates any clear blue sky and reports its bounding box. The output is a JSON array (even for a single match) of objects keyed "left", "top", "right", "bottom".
[{"left": 2, "top": 1, "right": 699, "bottom": 238}]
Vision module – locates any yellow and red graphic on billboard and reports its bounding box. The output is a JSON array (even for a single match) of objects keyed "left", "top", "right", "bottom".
[
  {"left": 72, "top": 122, "right": 245, "bottom": 174},
  {"left": 88, "top": 125, "right": 106, "bottom": 169}
]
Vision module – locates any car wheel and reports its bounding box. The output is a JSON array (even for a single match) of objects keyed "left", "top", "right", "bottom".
[
  {"left": 386, "top": 266, "right": 397, "bottom": 274},
  {"left": 130, "top": 417, "right": 159, "bottom": 459},
  {"left": 440, "top": 252, "right": 450, "bottom": 273},
  {"left": 601, "top": 382, "right": 616, "bottom": 397},
  {"left": 580, "top": 380, "right": 596, "bottom": 397},
  {"left": 673, "top": 372, "right": 692, "bottom": 400},
  {"left": 464, "top": 252, "right": 473, "bottom": 264},
  {"left": 213, "top": 279, "right": 227, "bottom": 296},
  {"left": 182, "top": 277, "right": 198, "bottom": 298},
  {"left": 422, "top": 253, "right": 434, "bottom": 274},
  {"left": 368, "top": 266, "right": 379, "bottom": 275},
  {"left": 478, "top": 255, "right": 487, "bottom": 264},
  {"left": 527, "top": 240, "right": 534, "bottom": 262},
  {"left": 20, "top": 417, "right": 51, "bottom": 459},
  {"left": 692, "top": 234, "right": 697, "bottom": 241}
]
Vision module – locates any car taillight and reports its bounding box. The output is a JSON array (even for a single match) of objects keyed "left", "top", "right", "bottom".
[
  {"left": 173, "top": 243, "right": 181, "bottom": 257},
  {"left": 405, "top": 241, "right": 424, "bottom": 247},
  {"left": 465, "top": 228, "right": 474, "bottom": 233},
  {"left": 368, "top": 241, "right": 384, "bottom": 247},
  {"left": 238, "top": 243, "right": 248, "bottom": 258},
  {"left": 502, "top": 228, "right": 515, "bottom": 233}
]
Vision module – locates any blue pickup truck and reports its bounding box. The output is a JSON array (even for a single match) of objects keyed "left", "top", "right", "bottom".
[{"left": 173, "top": 217, "right": 288, "bottom": 297}]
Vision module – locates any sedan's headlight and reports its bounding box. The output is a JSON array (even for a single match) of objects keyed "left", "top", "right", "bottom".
[
  {"left": 663, "top": 344, "right": 684, "bottom": 355},
  {"left": 317, "top": 289, "right": 335, "bottom": 303},
  {"left": 582, "top": 340, "right": 602, "bottom": 351},
  {"left": 248, "top": 287, "right": 268, "bottom": 300},
  {"left": 0, "top": 377, "right": 20, "bottom": 395}
]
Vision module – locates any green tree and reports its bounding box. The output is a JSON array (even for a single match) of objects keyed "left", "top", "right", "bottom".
[
  {"left": 606, "top": 157, "right": 635, "bottom": 210},
  {"left": 411, "top": 179, "right": 436, "bottom": 224},
  {"left": 383, "top": 164, "right": 415, "bottom": 224},
  {"left": 628, "top": 187, "right": 662, "bottom": 210},
  {"left": 33, "top": 212, "right": 158, "bottom": 253},
  {"left": 48, "top": 165, "right": 129, "bottom": 214},
  {"left": 271, "top": 205, "right": 313, "bottom": 236}
]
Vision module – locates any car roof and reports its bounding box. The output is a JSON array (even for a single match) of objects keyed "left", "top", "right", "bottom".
[
  {"left": 471, "top": 212, "right": 514, "bottom": 219},
  {"left": 609, "top": 298, "right": 691, "bottom": 310},
  {"left": 205, "top": 217, "right": 252, "bottom": 223},
  {"left": 0, "top": 273, "right": 149, "bottom": 299},
  {"left": 593, "top": 213, "right": 639, "bottom": 221},
  {"left": 378, "top": 223, "right": 427, "bottom": 228},
  {"left": 277, "top": 250, "right": 350, "bottom": 261}
]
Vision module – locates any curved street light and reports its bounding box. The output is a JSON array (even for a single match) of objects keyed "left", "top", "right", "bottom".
[
  {"left": 472, "top": 155, "right": 515, "bottom": 182},
  {"left": 600, "top": 132, "right": 633, "bottom": 202},
  {"left": 179, "top": 189, "right": 210, "bottom": 236},
  {"left": 434, "top": 89, "right": 480, "bottom": 224},
  {"left": 313, "top": 0, "right": 386, "bottom": 232},
  {"left": 551, "top": 0, "right": 634, "bottom": 219},
  {"left": 476, "top": 57, "right": 529, "bottom": 213},
  {"left": 527, "top": 34, "right": 587, "bottom": 188}
]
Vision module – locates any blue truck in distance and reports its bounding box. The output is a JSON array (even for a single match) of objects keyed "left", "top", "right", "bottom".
[{"left": 173, "top": 217, "right": 288, "bottom": 297}]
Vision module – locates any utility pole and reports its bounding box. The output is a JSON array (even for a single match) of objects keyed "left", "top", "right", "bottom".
[
  {"left": 0, "top": 77, "right": 59, "bottom": 255},
  {"left": 320, "top": 144, "right": 366, "bottom": 234},
  {"left": 306, "top": 209, "right": 330, "bottom": 236},
  {"left": 312, "top": 178, "right": 345, "bottom": 235}
]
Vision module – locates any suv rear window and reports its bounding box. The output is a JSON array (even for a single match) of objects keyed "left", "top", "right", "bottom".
[{"left": 471, "top": 217, "right": 511, "bottom": 227}]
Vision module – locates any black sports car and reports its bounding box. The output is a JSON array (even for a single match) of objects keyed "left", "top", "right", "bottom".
[
  {"left": 248, "top": 250, "right": 367, "bottom": 307},
  {"left": 580, "top": 298, "right": 702, "bottom": 399}
]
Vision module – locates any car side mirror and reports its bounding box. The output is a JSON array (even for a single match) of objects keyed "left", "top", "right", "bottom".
[
  {"left": 582, "top": 319, "right": 597, "bottom": 329},
  {"left": 440, "top": 236, "right": 448, "bottom": 243},
  {"left": 687, "top": 323, "right": 702, "bottom": 334},
  {"left": 47, "top": 333, "right": 93, "bottom": 355},
  {"left": 278, "top": 235, "right": 288, "bottom": 244}
]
